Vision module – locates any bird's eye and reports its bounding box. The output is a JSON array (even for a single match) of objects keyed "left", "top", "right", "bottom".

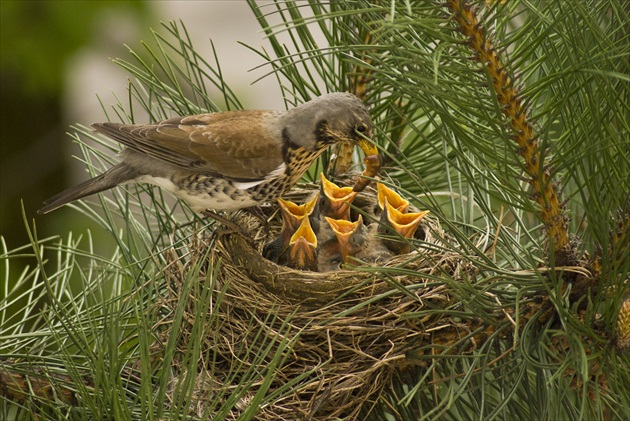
[{"left": 356, "top": 123, "right": 369, "bottom": 134}]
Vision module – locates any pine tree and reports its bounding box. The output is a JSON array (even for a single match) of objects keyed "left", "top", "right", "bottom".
[{"left": 2, "top": 1, "right": 629, "bottom": 419}]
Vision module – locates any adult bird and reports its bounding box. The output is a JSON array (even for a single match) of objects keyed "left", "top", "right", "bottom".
[{"left": 38, "top": 93, "right": 376, "bottom": 215}]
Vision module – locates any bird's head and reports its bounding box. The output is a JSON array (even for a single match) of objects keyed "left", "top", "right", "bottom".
[{"left": 282, "top": 92, "right": 378, "bottom": 156}]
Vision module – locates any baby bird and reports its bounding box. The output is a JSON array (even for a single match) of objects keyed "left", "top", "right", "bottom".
[
  {"left": 319, "top": 173, "right": 358, "bottom": 220},
  {"left": 325, "top": 214, "right": 368, "bottom": 264},
  {"left": 377, "top": 182, "right": 409, "bottom": 213},
  {"left": 378, "top": 198, "right": 430, "bottom": 254},
  {"left": 263, "top": 193, "right": 319, "bottom": 264},
  {"left": 287, "top": 215, "right": 319, "bottom": 271}
]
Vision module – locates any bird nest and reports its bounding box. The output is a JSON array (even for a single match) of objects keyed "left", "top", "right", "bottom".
[{"left": 160, "top": 180, "right": 475, "bottom": 420}]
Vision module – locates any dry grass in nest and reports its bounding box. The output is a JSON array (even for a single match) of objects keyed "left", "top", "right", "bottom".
[{"left": 160, "top": 184, "right": 478, "bottom": 420}]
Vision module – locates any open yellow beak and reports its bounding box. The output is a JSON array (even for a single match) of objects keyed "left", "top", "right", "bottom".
[
  {"left": 278, "top": 193, "right": 319, "bottom": 218},
  {"left": 377, "top": 183, "right": 409, "bottom": 213},
  {"left": 325, "top": 214, "right": 363, "bottom": 262},
  {"left": 288, "top": 216, "right": 318, "bottom": 271},
  {"left": 384, "top": 199, "right": 430, "bottom": 239},
  {"left": 320, "top": 173, "right": 357, "bottom": 220}
]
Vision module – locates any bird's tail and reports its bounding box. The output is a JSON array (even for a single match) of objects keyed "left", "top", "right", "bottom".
[{"left": 38, "top": 164, "right": 132, "bottom": 214}]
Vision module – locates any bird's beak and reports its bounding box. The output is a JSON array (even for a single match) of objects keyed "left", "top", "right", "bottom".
[
  {"left": 288, "top": 216, "right": 318, "bottom": 270},
  {"left": 278, "top": 193, "right": 319, "bottom": 231},
  {"left": 377, "top": 183, "right": 409, "bottom": 213},
  {"left": 320, "top": 173, "right": 357, "bottom": 220},
  {"left": 325, "top": 215, "right": 363, "bottom": 263},
  {"left": 352, "top": 132, "right": 381, "bottom": 193},
  {"left": 278, "top": 197, "right": 305, "bottom": 232},
  {"left": 358, "top": 138, "right": 378, "bottom": 157},
  {"left": 278, "top": 193, "right": 319, "bottom": 218},
  {"left": 384, "top": 199, "right": 430, "bottom": 239}
]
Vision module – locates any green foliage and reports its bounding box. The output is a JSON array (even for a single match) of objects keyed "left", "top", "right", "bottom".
[
  {"left": 0, "top": 1, "right": 148, "bottom": 96},
  {"left": 1, "top": 1, "right": 629, "bottom": 420}
]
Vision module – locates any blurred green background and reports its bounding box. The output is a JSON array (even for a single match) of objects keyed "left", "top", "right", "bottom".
[
  {"left": 1, "top": 1, "right": 285, "bottom": 253},
  {"left": 1, "top": 1, "right": 151, "bottom": 250}
]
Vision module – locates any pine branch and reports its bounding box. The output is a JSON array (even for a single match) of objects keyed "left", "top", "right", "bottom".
[{"left": 445, "top": 0, "right": 570, "bottom": 261}]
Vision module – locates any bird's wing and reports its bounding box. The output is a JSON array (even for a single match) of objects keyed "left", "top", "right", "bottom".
[{"left": 92, "top": 110, "right": 285, "bottom": 180}]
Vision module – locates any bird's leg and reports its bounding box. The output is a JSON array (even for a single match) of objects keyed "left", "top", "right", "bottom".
[
  {"left": 244, "top": 205, "right": 271, "bottom": 234},
  {"left": 202, "top": 209, "right": 249, "bottom": 237}
]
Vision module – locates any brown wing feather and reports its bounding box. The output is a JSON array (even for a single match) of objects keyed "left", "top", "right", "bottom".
[{"left": 92, "top": 110, "right": 284, "bottom": 180}]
